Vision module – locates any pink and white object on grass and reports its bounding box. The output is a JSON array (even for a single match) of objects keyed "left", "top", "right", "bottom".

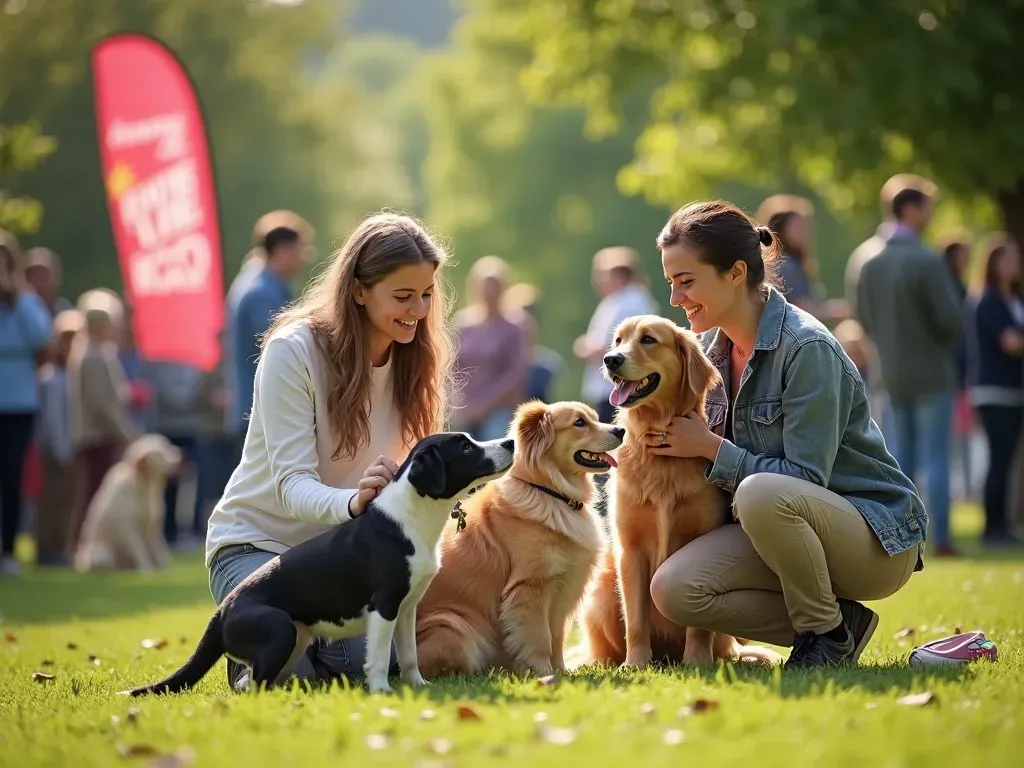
[{"left": 908, "top": 631, "right": 998, "bottom": 666}]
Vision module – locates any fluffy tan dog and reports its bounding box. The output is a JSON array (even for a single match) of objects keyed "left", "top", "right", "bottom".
[
  {"left": 415, "top": 400, "right": 623, "bottom": 677},
  {"left": 74, "top": 434, "right": 182, "bottom": 573},
  {"left": 577, "top": 315, "right": 781, "bottom": 668}
]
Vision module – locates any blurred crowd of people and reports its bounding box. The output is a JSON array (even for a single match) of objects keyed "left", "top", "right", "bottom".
[{"left": 1, "top": 172, "right": 1022, "bottom": 576}]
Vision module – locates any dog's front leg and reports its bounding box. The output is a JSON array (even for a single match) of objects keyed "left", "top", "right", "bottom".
[
  {"left": 364, "top": 609, "right": 398, "bottom": 694},
  {"left": 124, "top": 531, "right": 157, "bottom": 572},
  {"left": 617, "top": 547, "right": 653, "bottom": 668},
  {"left": 551, "top": 619, "right": 567, "bottom": 673},
  {"left": 682, "top": 627, "right": 715, "bottom": 665},
  {"left": 394, "top": 600, "right": 427, "bottom": 688}
]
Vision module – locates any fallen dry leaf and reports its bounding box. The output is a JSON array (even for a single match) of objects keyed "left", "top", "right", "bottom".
[
  {"left": 954, "top": 626, "right": 962, "bottom": 634},
  {"left": 535, "top": 725, "right": 577, "bottom": 745},
  {"left": 419, "top": 709, "right": 436, "bottom": 721},
  {"left": 365, "top": 734, "right": 389, "bottom": 750},
  {"left": 893, "top": 627, "right": 915, "bottom": 640},
  {"left": 90, "top": 655, "right": 102, "bottom": 666},
  {"left": 4, "top": 632, "right": 16, "bottom": 643},
  {"left": 66, "top": 642, "right": 78, "bottom": 650},
  {"left": 640, "top": 702, "right": 656, "bottom": 717},
  {"left": 379, "top": 707, "right": 400, "bottom": 719},
  {"left": 126, "top": 707, "right": 140, "bottom": 723},
  {"left": 533, "top": 712, "right": 548, "bottom": 723},
  {"left": 115, "top": 743, "right": 161, "bottom": 758},
  {"left": 141, "top": 638, "right": 168, "bottom": 650},
  {"left": 865, "top": 702, "right": 878, "bottom": 710},
  {"left": 456, "top": 705, "right": 481, "bottom": 721},
  {"left": 897, "top": 691, "right": 938, "bottom": 708},
  {"left": 32, "top": 671, "right": 55, "bottom": 683},
  {"left": 111, "top": 715, "right": 122, "bottom": 727},
  {"left": 428, "top": 738, "right": 453, "bottom": 755},
  {"left": 536, "top": 674, "right": 559, "bottom": 687},
  {"left": 678, "top": 698, "right": 719, "bottom": 716},
  {"left": 661, "top": 728, "right": 686, "bottom": 745}
]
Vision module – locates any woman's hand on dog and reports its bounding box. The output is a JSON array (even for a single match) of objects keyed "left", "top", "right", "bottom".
[
  {"left": 348, "top": 455, "right": 400, "bottom": 517},
  {"left": 645, "top": 413, "right": 723, "bottom": 461}
]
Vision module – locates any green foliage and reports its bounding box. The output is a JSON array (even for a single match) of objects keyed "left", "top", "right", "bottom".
[
  {"left": 0, "top": 0, "right": 410, "bottom": 296},
  {"left": 421, "top": 2, "right": 679, "bottom": 398},
  {"left": 513, "top": 0, "right": 1024, "bottom": 233},
  {"left": 0, "top": 122, "right": 57, "bottom": 235}
]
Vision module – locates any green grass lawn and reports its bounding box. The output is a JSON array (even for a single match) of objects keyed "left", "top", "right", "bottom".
[{"left": 2, "top": 506, "right": 1022, "bottom": 767}]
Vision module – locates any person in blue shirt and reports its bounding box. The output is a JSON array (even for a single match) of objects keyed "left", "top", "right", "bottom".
[
  {"left": 0, "top": 230, "right": 52, "bottom": 576},
  {"left": 965, "top": 237, "right": 1024, "bottom": 547},
  {"left": 225, "top": 224, "right": 310, "bottom": 459}
]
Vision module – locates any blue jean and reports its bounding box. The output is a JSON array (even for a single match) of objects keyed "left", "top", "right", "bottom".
[
  {"left": 890, "top": 392, "right": 954, "bottom": 546},
  {"left": 209, "top": 543, "right": 397, "bottom": 690}
]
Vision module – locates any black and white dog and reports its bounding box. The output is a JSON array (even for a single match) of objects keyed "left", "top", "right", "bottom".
[{"left": 122, "top": 432, "right": 515, "bottom": 696}]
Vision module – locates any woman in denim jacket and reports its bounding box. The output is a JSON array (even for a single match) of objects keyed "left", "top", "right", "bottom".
[{"left": 646, "top": 201, "right": 927, "bottom": 668}]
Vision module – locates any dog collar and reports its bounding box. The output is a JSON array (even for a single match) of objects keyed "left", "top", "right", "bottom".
[{"left": 524, "top": 481, "right": 584, "bottom": 511}]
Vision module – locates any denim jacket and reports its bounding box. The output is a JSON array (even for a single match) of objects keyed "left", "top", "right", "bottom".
[{"left": 701, "top": 287, "right": 927, "bottom": 568}]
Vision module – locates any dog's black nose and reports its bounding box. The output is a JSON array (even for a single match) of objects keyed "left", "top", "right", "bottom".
[
  {"left": 500, "top": 438, "right": 515, "bottom": 452},
  {"left": 603, "top": 353, "right": 624, "bottom": 370},
  {"left": 611, "top": 426, "right": 625, "bottom": 440}
]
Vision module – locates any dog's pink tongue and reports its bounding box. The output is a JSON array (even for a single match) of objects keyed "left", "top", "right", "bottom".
[
  {"left": 600, "top": 452, "right": 618, "bottom": 469},
  {"left": 610, "top": 380, "right": 639, "bottom": 407}
]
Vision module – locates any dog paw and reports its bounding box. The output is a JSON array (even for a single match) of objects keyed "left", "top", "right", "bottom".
[
  {"left": 401, "top": 670, "right": 429, "bottom": 688},
  {"left": 621, "top": 647, "right": 653, "bottom": 669},
  {"left": 367, "top": 677, "right": 393, "bottom": 695}
]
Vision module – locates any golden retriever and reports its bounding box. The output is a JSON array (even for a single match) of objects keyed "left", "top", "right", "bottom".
[
  {"left": 415, "top": 400, "right": 623, "bottom": 677},
  {"left": 576, "top": 315, "right": 781, "bottom": 668},
  {"left": 74, "top": 434, "right": 182, "bottom": 573}
]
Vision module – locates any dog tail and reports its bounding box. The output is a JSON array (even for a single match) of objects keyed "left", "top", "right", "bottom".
[{"left": 120, "top": 612, "right": 226, "bottom": 697}]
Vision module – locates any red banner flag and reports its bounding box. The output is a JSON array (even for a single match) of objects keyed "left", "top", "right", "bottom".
[{"left": 92, "top": 33, "right": 223, "bottom": 371}]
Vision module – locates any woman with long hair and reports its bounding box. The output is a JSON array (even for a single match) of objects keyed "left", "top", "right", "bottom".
[
  {"left": 205, "top": 212, "right": 457, "bottom": 690},
  {"left": 965, "top": 236, "right": 1024, "bottom": 547}
]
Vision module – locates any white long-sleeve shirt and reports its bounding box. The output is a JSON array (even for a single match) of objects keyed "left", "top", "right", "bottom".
[{"left": 204, "top": 321, "right": 407, "bottom": 567}]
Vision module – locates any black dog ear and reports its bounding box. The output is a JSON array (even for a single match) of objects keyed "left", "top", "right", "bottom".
[{"left": 407, "top": 444, "right": 446, "bottom": 499}]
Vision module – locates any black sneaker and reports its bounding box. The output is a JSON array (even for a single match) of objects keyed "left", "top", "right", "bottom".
[
  {"left": 837, "top": 598, "right": 879, "bottom": 665},
  {"left": 784, "top": 627, "right": 855, "bottom": 669}
]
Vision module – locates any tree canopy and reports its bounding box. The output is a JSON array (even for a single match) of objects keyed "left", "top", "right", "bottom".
[{"left": 510, "top": 0, "right": 1019, "bottom": 240}]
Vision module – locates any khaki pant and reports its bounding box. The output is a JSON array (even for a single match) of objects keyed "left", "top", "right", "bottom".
[{"left": 650, "top": 473, "right": 920, "bottom": 647}]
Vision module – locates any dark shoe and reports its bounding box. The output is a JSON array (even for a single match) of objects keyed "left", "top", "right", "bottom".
[
  {"left": 837, "top": 598, "right": 879, "bottom": 665},
  {"left": 784, "top": 627, "right": 854, "bottom": 669}
]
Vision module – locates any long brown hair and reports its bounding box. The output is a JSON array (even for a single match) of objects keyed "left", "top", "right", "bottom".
[{"left": 264, "top": 212, "right": 456, "bottom": 461}]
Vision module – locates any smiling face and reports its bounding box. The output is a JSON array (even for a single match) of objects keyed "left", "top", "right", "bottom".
[
  {"left": 515, "top": 401, "right": 624, "bottom": 476},
  {"left": 603, "top": 316, "right": 720, "bottom": 419},
  {"left": 356, "top": 261, "right": 437, "bottom": 350},
  {"left": 661, "top": 243, "right": 748, "bottom": 335}
]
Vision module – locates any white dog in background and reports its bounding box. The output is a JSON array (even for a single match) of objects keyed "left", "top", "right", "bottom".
[{"left": 74, "top": 434, "right": 182, "bottom": 573}]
